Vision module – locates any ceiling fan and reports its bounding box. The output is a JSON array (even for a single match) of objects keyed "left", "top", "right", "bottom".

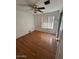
[{"left": 18, "top": 3, "right": 45, "bottom": 13}]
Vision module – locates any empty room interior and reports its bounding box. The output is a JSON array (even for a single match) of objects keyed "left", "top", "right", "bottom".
[{"left": 16, "top": 0, "right": 63, "bottom": 59}]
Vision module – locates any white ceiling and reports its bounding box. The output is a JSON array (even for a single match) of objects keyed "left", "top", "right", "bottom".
[{"left": 16, "top": 0, "right": 63, "bottom": 13}]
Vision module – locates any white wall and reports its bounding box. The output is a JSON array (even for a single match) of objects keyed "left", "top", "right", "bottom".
[
  {"left": 34, "top": 10, "right": 60, "bottom": 34},
  {"left": 16, "top": 10, "right": 35, "bottom": 38}
]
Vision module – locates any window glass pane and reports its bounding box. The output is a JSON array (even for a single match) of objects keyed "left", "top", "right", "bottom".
[{"left": 41, "top": 15, "right": 55, "bottom": 29}]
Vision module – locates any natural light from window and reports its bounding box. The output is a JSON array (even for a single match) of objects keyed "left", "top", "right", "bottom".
[{"left": 41, "top": 16, "right": 55, "bottom": 29}]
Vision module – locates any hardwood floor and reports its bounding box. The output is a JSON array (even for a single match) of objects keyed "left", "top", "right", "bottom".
[{"left": 16, "top": 31, "right": 57, "bottom": 59}]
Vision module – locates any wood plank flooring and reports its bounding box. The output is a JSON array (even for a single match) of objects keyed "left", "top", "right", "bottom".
[{"left": 16, "top": 31, "right": 57, "bottom": 59}]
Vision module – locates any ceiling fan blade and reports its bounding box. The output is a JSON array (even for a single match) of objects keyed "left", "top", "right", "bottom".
[
  {"left": 38, "top": 9, "right": 43, "bottom": 13},
  {"left": 37, "top": 7, "right": 45, "bottom": 9}
]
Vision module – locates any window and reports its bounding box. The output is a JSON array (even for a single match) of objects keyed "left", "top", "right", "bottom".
[{"left": 41, "top": 15, "right": 55, "bottom": 29}]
